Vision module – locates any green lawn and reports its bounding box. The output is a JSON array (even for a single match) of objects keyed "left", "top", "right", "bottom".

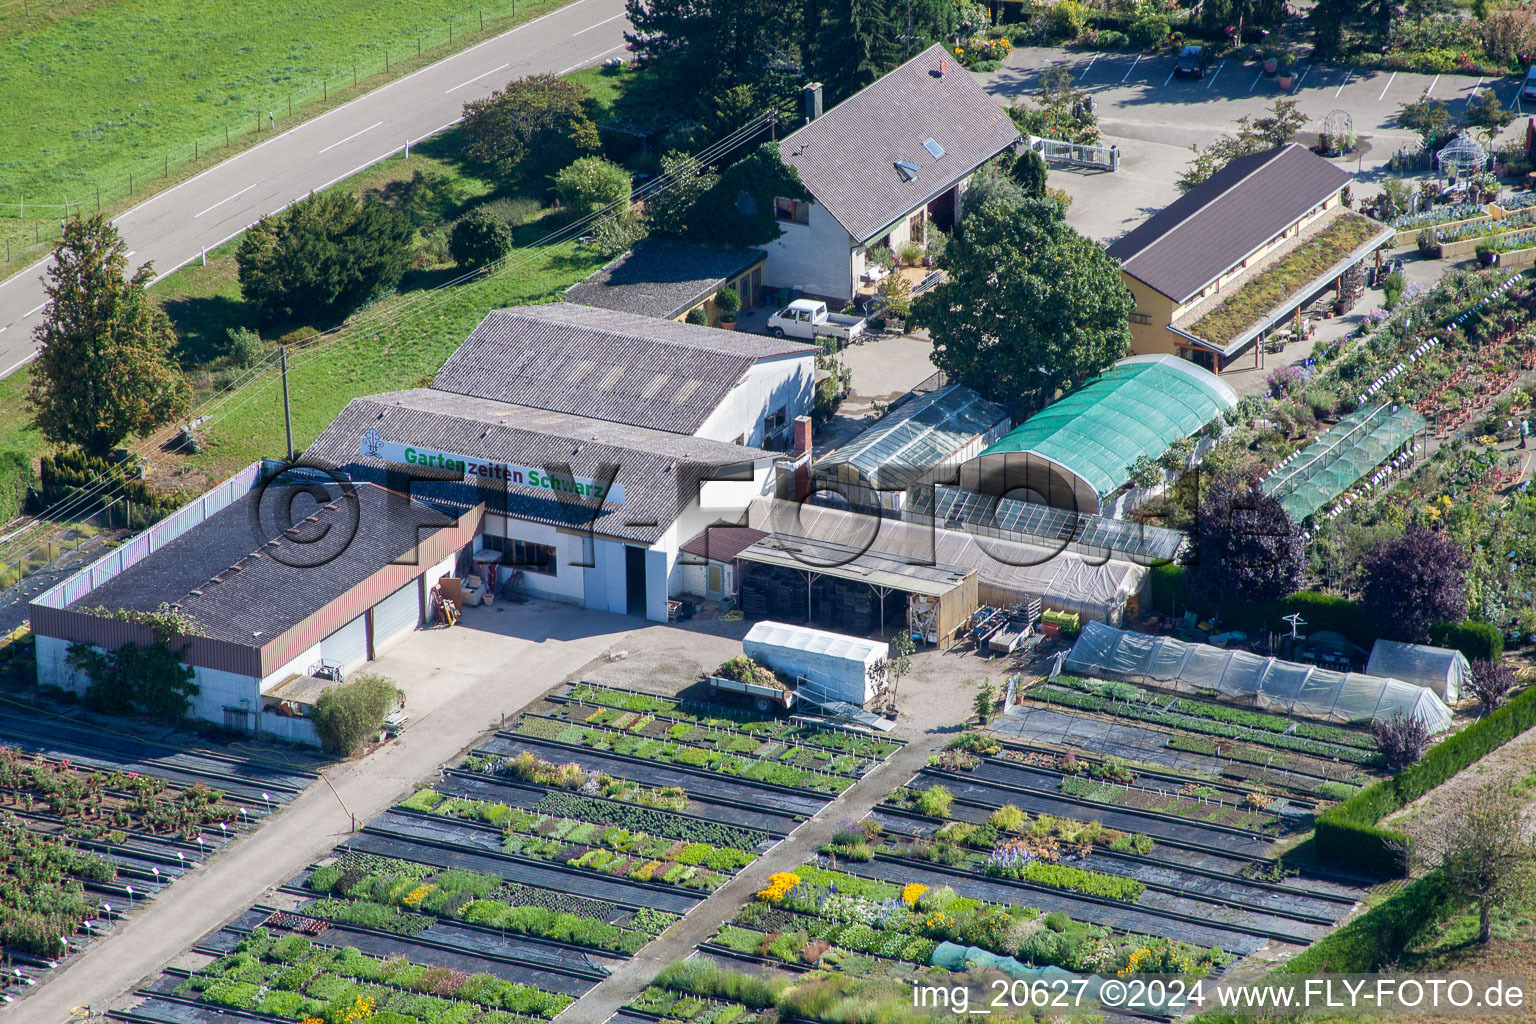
[
  {"left": 175, "top": 233, "right": 602, "bottom": 480},
  {"left": 0, "top": 0, "right": 573, "bottom": 273}
]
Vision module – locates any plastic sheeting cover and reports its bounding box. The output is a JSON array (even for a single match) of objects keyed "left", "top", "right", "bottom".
[
  {"left": 1064, "top": 621, "right": 1454, "bottom": 731},
  {"left": 1366, "top": 640, "right": 1469, "bottom": 703}
]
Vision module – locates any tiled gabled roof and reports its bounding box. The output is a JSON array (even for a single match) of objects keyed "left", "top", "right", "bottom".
[
  {"left": 1107, "top": 144, "right": 1354, "bottom": 303},
  {"left": 305, "top": 389, "right": 773, "bottom": 545},
  {"left": 780, "top": 43, "right": 1020, "bottom": 242},
  {"left": 432, "top": 304, "right": 815, "bottom": 436}
]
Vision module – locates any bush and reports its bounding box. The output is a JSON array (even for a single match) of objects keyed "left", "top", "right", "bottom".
[
  {"left": 914, "top": 784, "right": 953, "bottom": 818},
  {"left": 555, "top": 157, "right": 633, "bottom": 217},
  {"left": 1127, "top": 14, "right": 1170, "bottom": 47},
  {"left": 714, "top": 286, "right": 741, "bottom": 316},
  {"left": 1429, "top": 620, "right": 1503, "bottom": 662},
  {"left": 224, "top": 326, "right": 265, "bottom": 368},
  {"left": 236, "top": 191, "right": 414, "bottom": 325},
  {"left": 449, "top": 208, "right": 515, "bottom": 269},
  {"left": 1317, "top": 685, "right": 1536, "bottom": 876},
  {"left": 684, "top": 306, "right": 709, "bottom": 325},
  {"left": 1051, "top": 0, "right": 1088, "bottom": 38},
  {"left": 311, "top": 673, "right": 400, "bottom": 756}
]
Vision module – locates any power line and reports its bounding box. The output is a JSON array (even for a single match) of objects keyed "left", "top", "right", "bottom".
[{"left": 0, "top": 111, "right": 778, "bottom": 577}]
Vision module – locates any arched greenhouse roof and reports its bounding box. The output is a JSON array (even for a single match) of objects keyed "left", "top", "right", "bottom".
[
  {"left": 974, "top": 355, "right": 1238, "bottom": 501},
  {"left": 1064, "top": 622, "right": 1454, "bottom": 732}
]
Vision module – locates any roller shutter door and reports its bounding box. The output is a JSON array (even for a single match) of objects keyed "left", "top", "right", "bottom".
[
  {"left": 373, "top": 578, "right": 421, "bottom": 650},
  {"left": 320, "top": 614, "right": 368, "bottom": 673}
]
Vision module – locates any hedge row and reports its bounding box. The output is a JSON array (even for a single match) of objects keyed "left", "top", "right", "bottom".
[
  {"left": 1316, "top": 684, "right": 1536, "bottom": 876},
  {"left": 1151, "top": 565, "right": 1502, "bottom": 662}
]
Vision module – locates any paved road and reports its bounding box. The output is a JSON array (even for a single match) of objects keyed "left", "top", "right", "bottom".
[
  {"left": 0, "top": 0, "right": 629, "bottom": 380},
  {"left": 2, "top": 600, "right": 642, "bottom": 1024}
]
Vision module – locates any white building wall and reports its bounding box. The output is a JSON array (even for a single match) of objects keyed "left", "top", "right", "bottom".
[
  {"left": 36, "top": 635, "right": 259, "bottom": 723},
  {"left": 481, "top": 515, "right": 587, "bottom": 603},
  {"left": 762, "top": 202, "right": 857, "bottom": 302},
  {"left": 696, "top": 358, "right": 816, "bottom": 447},
  {"left": 260, "top": 641, "right": 324, "bottom": 693},
  {"left": 259, "top": 711, "right": 321, "bottom": 746}
]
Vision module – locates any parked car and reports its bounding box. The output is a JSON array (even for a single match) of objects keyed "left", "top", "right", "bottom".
[
  {"left": 1174, "top": 45, "right": 1213, "bottom": 79},
  {"left": 766, "top": 299, "right": 865, "bottom": 344},
  {"left": 1524, "top": 65, "right": 1536, "bottom": 102}
]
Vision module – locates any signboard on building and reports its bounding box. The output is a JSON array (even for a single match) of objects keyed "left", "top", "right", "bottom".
[{"left": 360, "top": 430, "right": 625, "bottom": 504}]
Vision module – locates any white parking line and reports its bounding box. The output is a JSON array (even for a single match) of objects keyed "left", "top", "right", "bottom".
[
  {"left": 559, "top": 44, "right": 625, "bottom": 75},
  {"left": 1204, "top": 60, "right": 1224, "bottom": 89},
  {"left": 1077, "top": 52, "right": 1100, "bottom": 80},
  {"left": 1424, "top": 74, "right": 1439, "bottom": 97},
  {"left": 1511, "top": 88, "right": 1524, "bottom": 111},
  {"left": 1465, "top": 78, "right": 1483, "bottom": 107},
  {"left": 1290, "top": 64, "right": 1311, "bottom": 94},
  {"left": 1378, "top": 71, "right": 1396, "bottom": 100},
  {"left": 194, "top": 183, "right": 258, "bottom": 219},
  {"left": 1163, "top": 64, "right": 1177, "bottom": 87},
  {"left": 1333, "top": 67, "right": 1353, "bottom": 97},
  {"left": 1120, "top": 53, "right": 1142, "bottom": 84},
  {"left": 1248, "top": 69, "right": 1263, "bottom": 93},
  {"left": 573, "top": 12, "right": 624, "bottom": 35},
  {"left": 445, "top": 62, "right": 511, "bottom": 93},
  {"left": 317, "top": 120, "right": 384, "bottom": 154}
]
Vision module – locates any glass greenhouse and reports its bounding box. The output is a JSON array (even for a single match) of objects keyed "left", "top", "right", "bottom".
[
  {"left": 1260, "top": 404, "right": 1425, "bottom": 523},
  {"left": 1064, "top": 622, "right": 1454, "bottom": 731}
]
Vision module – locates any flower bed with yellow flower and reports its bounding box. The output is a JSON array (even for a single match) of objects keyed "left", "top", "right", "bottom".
[{"left": 756, "top": 872, "right": 801, "bottom": 902}]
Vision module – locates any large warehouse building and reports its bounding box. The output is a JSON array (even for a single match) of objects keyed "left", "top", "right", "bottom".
[{"left": 31, "top": 464, "right": 481, "bottom": 742}]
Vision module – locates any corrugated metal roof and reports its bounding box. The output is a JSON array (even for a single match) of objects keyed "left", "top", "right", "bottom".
[
  {"left": 977, "top": 356, "right": 1238, "bottom": 500},
  {"left": 816, "top": 383, "right": 1007, "bottom": 490},
  {"left": 1106, "top": 144, "right": 1354, "bottom": 303},
  {"left": 780, "top": 44, "right": 1021, "bottom": 242},
  {"left": 433, "top": 304, "right": 815, "bottom": 435},
  {"left": 305, "top": 389, "right": 772, "bottom": 545},
  {"left": 564, "top": 239, "right": 766, "bottom": 320},
  {"left": 73, "top": 482, "right": 458, "bottom": 645}
]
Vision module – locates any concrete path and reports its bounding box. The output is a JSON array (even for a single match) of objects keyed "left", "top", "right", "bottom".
[
  {"left": 3, "top": 601, "right": 641, "bottom": 1024},
  {"left": 551, "top": 718, "right": 967, "bottom": 1024},
  {"left": 0, "top": 0, "right": 629, "bottom": 380}
]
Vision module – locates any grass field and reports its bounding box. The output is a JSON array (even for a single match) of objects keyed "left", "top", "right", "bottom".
[{"left": 0, "top": 0, "right": 573, "bottom": 274}]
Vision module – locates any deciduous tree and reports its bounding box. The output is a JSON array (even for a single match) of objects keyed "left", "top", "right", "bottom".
[
  {"left": 1370, "top": 712, "right": 1428, "bottom": 773},
  {"left": 913, "top": 193, "right": 1131, "bottom": 405},
  {"left": 460, "top": 73, "right": 600, "bottom": 183},
  {"left": 449, "top": 208, "right": 514, "bottom": 270},
  {"left": 645, "top": 151, "right": 720, "bottom": 236},
  {"left": 554, "top": 156, "right": 633, "bottom": 217},
  {"left": 804, "top": 0, "right": 958, "bottom": 103},
  {"left": 29, "top": 215, "right": 192, "bottom": 456},
  {"left": 625, "top": 0, "right": 801, "bottom": 117},
  {"left": 1184, "top": 476, "right": 1304, "bottom": 608},
  {"left": 1177, "top": 99, "right": 1308, "bottom": 191},
  {"left": 1395, "top": 96, "right": 1457, "bottom": 150},
  {"left": 1441, "top": 783, "right": 1536, "bottom": 943},
  {"left": 685, "top": 143, "right": 810, "bottom": 247},
  {"left": 1463, "top": 89, "right": 1515, "bottom": 148},
  {"left": 1360, "top": 526, "right": 1470, "bottom": 643}
]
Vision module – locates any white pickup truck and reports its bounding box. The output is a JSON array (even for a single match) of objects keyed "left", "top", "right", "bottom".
[{"left": 765, "top": 299, "right": 865, "bottom": 344}]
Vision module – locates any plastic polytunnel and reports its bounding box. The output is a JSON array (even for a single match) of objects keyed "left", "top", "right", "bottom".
[
  {"left": 1063, "top": 621, "right": 1455, "bottom": 732},
  {"left": 1365, "top": 640, "right": 1469, "bottom": 703}
]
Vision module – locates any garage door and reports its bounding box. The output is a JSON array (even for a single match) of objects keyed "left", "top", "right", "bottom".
[
  {"left": 320, "top": 614, "right": 368, "bottom": 673},
  {"left": 373, "top": 578, "right": 421, "bottom": 651}
]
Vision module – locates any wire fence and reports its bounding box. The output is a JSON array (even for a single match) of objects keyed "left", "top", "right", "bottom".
[{"left": 0, "top": 0, "right": 567, "bottom": 225}]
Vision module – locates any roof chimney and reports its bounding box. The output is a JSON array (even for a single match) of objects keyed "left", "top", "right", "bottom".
[
  {"left": 794, "top": 415, "right": 813, "bottom": 459},
  {"left": 802, "top": 82, "right": 823, "bottom": 122},
  {"left": 940, "top": 58, "right": 947, "bottom": 76}
]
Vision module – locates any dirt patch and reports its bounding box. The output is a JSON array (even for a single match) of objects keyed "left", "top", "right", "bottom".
[
  {"left": 1404, "top": 939, "right": 1536, "bottom": 1024},
  {"left": 1382, "top": 725, "right": 1536, "bottom": 874}
]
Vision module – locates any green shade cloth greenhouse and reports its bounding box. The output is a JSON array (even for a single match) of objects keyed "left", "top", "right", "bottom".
[
  {"left": 977, "top": 356, "right": 1237, "bottom": 501},
  {"left": 1261, "top": 404, "right": 1426, "bottom": 523}
]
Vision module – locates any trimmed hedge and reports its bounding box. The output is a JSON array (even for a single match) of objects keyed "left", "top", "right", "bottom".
[
  {"left": 1316, "top": 683, "right": 1536, "bottom": 876},
  {"left": 1429, "top": 619, "right": 1503, "bottom": 662},
  {"left": 1149, "top": 568, "right": 1376, "bottom": 647}
]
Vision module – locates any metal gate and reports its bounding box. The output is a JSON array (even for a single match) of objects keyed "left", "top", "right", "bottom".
[
  {"left": 320, "top": 614, "right": 369, "bottom": 673},
  {"left": 1027, "top": 135, "right": 1119, "bottom": 171},
  {"left": 373, "top": 579, "right": 422, "bottom": 651}
]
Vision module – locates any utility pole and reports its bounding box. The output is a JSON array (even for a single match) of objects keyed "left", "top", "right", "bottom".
[{"left": 280, "top": 347, "right": 295, "bottom": 462}]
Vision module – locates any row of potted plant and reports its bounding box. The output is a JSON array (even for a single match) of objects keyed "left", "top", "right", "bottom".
[{"left": 173, "top": 926, "right": 571, "bottom": 1021}]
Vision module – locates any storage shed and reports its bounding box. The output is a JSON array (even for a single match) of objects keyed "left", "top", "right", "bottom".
[
  {"left": 743, "top": 621, "right": 889, "bottom": 706},
  {"left": 1366, "top": 640, "right": 1469, "bottom": 703}
]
